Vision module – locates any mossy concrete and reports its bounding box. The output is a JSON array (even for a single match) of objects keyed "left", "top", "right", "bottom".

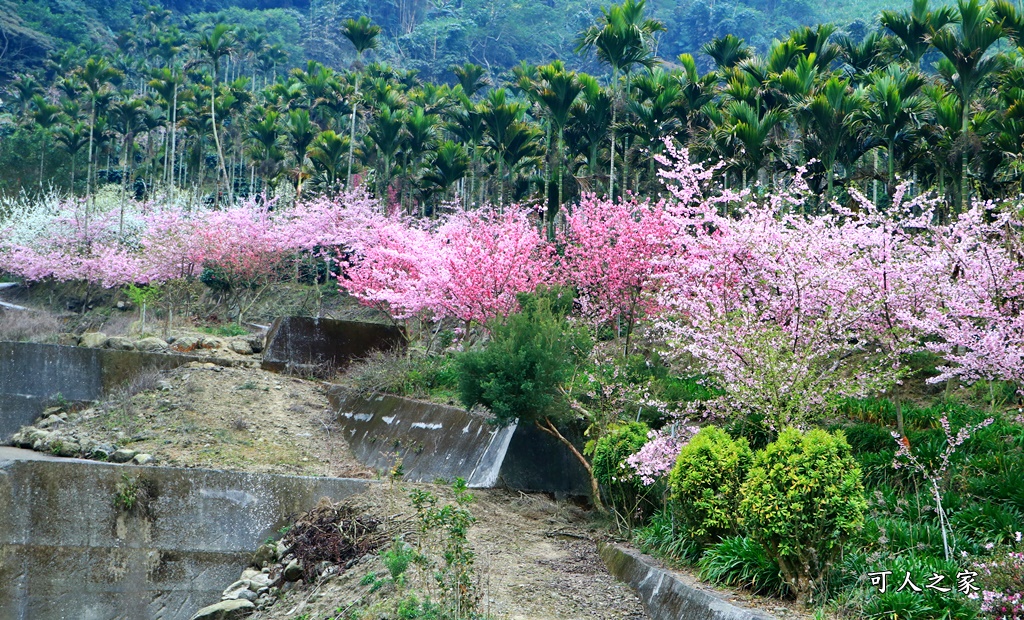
[
  {"left": 599, "top": 543, "right": 778, "bottom": 620},
  {"left": 0, "top": 449, "right": 371, "bottom": 620},
  {"left": 261, "top": 316, "right": 405, "bottom": 374},
  {"left": 0, "top": 342, "right": 198, "bottom": 440}
]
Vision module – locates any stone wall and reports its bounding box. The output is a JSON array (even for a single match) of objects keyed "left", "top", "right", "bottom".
[
  {"left": 0, "top": 449, "right": 370, "bottom": 620},
  {"left": 0, "top": 342, "right": 197, "bottom": 440}
]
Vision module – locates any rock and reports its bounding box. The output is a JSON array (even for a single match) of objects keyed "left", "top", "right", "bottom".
[
  {"left": 199, "top": 336, "right": 225, "bottom": 350},
  {"left": 221, "top": 581, "right": 258, "bottom": 601},
  {"left": 106, "top": 336, "right": 136, "bottom": 351},
  {"left": 116, "top": 301, "right": 126, "bottom": 309},
  {"left": 240, "top": 568, "right": 261, "bottom": 581},
  {"left": 248, "top": 572, "right": 271, "bottom": 589},
  {"left": 157, "top": 380, "right": 173, "bottom": 391},
  {"left": 55, "top": 333, "right": 80, "bottom": 346},
  {"left": 251, "top": 543, "right": 277, "bottom": 568},
  {"left": 275, "top": 540, "right": 288, "bottom": 559},
  {"left": 247, "top": 335, "right": 264, "bottom": 354},
  {"left": 80, "top": 332, "right": 108, "bottom": 348},
  {"left": 37, "top": 415, "right": 64, "bottom": 429},
  {"left": 135, "top": 337, "right": 168, "bottom": 352},
  {"left": 42, "top": 406, "right": 63, "bottom": 417},
  {"left": 132, "top": 453, "right": 154, "bottom": 465},
  {"left": 229, "top": 339, "right": 253, "bottom": 355},
  {"left": 90, "top": 444, "right": 115, "bottom": 460},
  {"left": 110, "top": 448, "right": 137, "bottom": 463},
  {"left": 56, "top": 440, "right": 81, "bottom": 457},
  {"left": 173, "top": 335, "right": 201, "bottom": 351},
  {"left": 189, "top": 599, "right": 254, "bottom": 620},
  {"left": 283, "top": 559, "right": 303, "bottom": 582}
]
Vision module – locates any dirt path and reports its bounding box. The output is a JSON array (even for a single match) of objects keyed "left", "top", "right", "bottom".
[{"left": 255, "top": 486, "right": 649, "bottom": 620}]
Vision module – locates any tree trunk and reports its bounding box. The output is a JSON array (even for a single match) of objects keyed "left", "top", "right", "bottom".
[
  {"left": 347, "top": 70, "right": 361, "bottom": 188},
  {"left": 535, "top": 417, "right": 604, "bottom": 512}
]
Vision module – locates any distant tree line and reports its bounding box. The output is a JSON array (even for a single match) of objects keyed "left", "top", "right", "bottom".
[{"left": 1, "top": 0, "right": 1023, "bottom": 222}]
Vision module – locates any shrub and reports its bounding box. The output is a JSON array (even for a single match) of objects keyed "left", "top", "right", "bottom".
[
  {"left": 592, "top": 422, "right": 653, "bottom": 527},
  {"left": 697, "top": 536, "right": 790, "bottom": 598},
  {"left": 456, "top": 289, "right": 589, "bottom": 426},
  {"left": 739, "top": 427, "right": 866, "bottom": 606},
  {"left": 668, "top": 426, "right": 753, "bottom": 545}
]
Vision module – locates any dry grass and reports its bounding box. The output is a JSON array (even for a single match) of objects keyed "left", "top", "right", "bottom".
[{"left": 0, "top": 308, "right": 65, "bottom": 342}]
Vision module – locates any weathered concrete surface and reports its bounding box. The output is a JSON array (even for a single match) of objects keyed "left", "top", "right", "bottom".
[
  {"left": 0, "top": 342, "right": 197, "bottom": 440},
  {"left": 261, "top": 316, "right": 405, "bottom": 374},
  {"left": 327, "top": 388, "right": 590, "bottom": 495},
  {"left": 0, "top": 450, "right": 371, "bottom": 620},
  {"left": 599, "top": 543, "right": 778, "bottom": 620}
]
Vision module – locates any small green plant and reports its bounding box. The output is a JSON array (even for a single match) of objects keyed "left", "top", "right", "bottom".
[
  {"left": 410, "top": 478, "right": 480, "bottom": 618},
  {"left": 382, "top": 536, "right": 416, "bottom": 585},
  {"left": 740, "top": 427, "right": 867, "bottom": 606},
  {"left": 697, "top": 536, "right": 790, "bottom": 598},
  {"left": 198, "top": 323, "right": 249, "bottom": 337},
  {"left": 668, "top": 426, "right": 753, "bottom": 545},
  {"left": 113, "top": 474, "right": 140, "bottom": 512},
  {"left": 49, "top": 440, "right": 64, "bottom": 455},
  {"left": 592, "top": 421, "right": 654, "bottom": 529},
  {"left": 632, "top": 508, "right": 701, "bottom": 564},
  {"left": 125, "top": 283, "right": 162, "bottom": 334}
]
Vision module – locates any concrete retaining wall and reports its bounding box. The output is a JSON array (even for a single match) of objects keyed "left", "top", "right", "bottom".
[
  {"left": 261, "top": 317, "right": 405, "bottom": 374},
  {"left": 0, "top": 448, "right": 371, "bottom": 620},
  {"left": 327, "top": 388, "right": 591, "bottom": 496},
  {"left": 0, "top": 342, "right": 197, "bottom": 440},
  {"left": 599, "top": 543, "right": 777, "bottom": 620}
]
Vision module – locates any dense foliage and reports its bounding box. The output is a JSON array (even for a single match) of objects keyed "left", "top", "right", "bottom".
[
  {"left": 739, "top": 428, "right": 867, "bottom": 606},
  {"left": 668, "top": 426, "right": 754, "bottom": 545}
]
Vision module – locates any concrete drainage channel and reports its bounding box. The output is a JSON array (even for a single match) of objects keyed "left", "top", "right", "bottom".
[{"left": 599, "top": 543, "right": 779, "bottom": 620}]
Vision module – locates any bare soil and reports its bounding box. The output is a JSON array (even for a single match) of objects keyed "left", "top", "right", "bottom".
[
  {"left": 70, "top": 362, "right": 375, "bottom": 478},
  {"left": 256, "top": 487, "right": 649, "bottom": 620}
]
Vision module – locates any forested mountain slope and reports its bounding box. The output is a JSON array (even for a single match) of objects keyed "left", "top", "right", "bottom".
[{"left": 2, "top": 0, "right": 911, "bottom": 82}]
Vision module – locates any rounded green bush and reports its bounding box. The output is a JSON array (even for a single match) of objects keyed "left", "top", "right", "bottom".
[
  {"left": 668, "top": 426, "right": 753, "bottom": 544},
  {"left": 593, "top": 422, "right": 651, "bottom": 523},
  {"left": 739, "top": 427, "right": 866, "bottom": 606}
]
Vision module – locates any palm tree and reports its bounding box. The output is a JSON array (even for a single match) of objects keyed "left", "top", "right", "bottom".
[
  {"left": 567, "top": 74, "right": 613, "bottom": 194},
  {"left": 701, "top": 34, "right": 752, "bottom": 71},
  {"left": 403, "top": 105, "right": 438, "bottom": 215},
  {"left": 77, "top": 57, "right": 123, "bottom": 204},
  {"left": 367, "top": 105, "right": 407, "bottom": 203},
  {"left": 421, "top": 140, "right": 470, "bottom": 208},
  {"left": 625, "top": 68, "right": 681, "bottom": 192},
  {"left": 284, "top": 108, "right": 317, "bottom": 200},
  {"left": 246, "top": 108, "right": 285, "bottom": 192},
  {"left": 308, "top": 129, "right": 348, "bottom": 190},
  {"left": 880, "top": 0, "right": 958, "bottom": 66},
  {"left": 193, "top": 23, "right": 236, "bottom": 203},
  {"left": 798, "top": 77, "right": 865, "bottom": 201},
  {"left": 54, "top": 122, "right": 89, "bottom": 193},
  {"left": 342, "top": 16, "right": 382, "bottom": 188},
  {"left": 446, "top": 95, "right": 487, "bottom": 208},
  {"left": 28, "top": 95, "right": 63, "bottom": 192},
  {"left": 109, "top": 97, "right": 151, "bottom": 235},
  {"left": 575, "top": 0, "right": 664, "bottom": 199},
  {"left": 930, "top": 0, "right": 1006, "bottom": 211},
  {"left": 148, "top": 68, "right": 184, "bottom": 189},
  {"left": 535, "top": 61, "right": 582, "bottom": 234},
  {"left": 857, "top": 66, "right": 929, "bottom": 199},
  {"left": 452, "top": 62, "right": 489, "bottom": 98},
  {"left": 480, "top": 88, "right": 529, "bottom": 208}
]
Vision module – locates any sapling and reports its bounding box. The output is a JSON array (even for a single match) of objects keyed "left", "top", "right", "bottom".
[{"left": 891, "top": 414, "right": 994, "bottom": 560}]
